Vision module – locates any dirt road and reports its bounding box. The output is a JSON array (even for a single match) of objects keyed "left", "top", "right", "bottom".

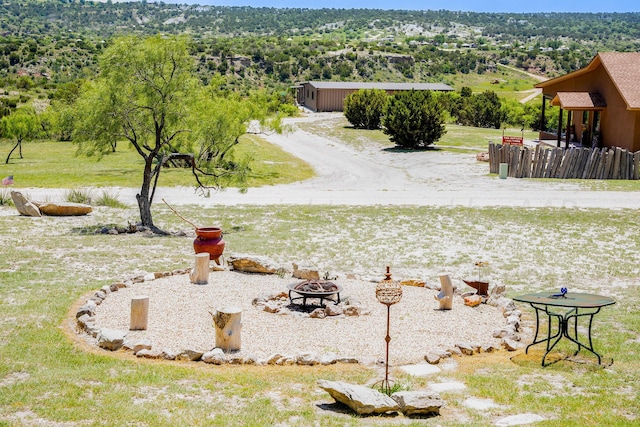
[{"left": 25, "top": 113, "right": 640, "bottom": 209}]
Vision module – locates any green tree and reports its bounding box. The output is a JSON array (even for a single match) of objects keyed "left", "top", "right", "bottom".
[
  {"left": 41, "top": 82, "right": 82, "bottom": 141},
  {"left": 470, "top": 91, "right": 504, "bottom": 129},
  {"left": 16, "top": 75, "right": 35, "bottom": 90},
  {"left": 381, "top": 90, "right": 446, "bottom": 149},
  {"left": 73, "top": 35, "right": 271, "bottom": 232},
  {"left": 1, "top": 107, "right": 40, "bottom": 164},
  {"left": 343, "top": 89, "right": 388, "bottom": 130},
  {"left": 457, "top": 90, "right": 504, "bottom": 129}
]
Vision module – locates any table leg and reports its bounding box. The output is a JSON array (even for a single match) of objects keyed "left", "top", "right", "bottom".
[
  {"left": 562, "top": 307, "right": 604, "bottom": 364},
  {"left": 525, "top": 304, "right": 576, "bottom": 366},
  {"left": 525, "top": 305, "right": 541, "bottom": 354},
  {"left": 541, "top": 312, "right": 566, "bottom": 366}
]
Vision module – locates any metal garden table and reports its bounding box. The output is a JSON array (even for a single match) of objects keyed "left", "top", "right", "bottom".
[{"left": 513, "top": 291, "right": 615, "bottom": 366}]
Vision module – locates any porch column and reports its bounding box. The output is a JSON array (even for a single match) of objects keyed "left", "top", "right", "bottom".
[
  {"left": 540, "top": 96, "right": 546, "bottom": 133},
  {"left": 565, "top": 110, "right": 572, "bottom": 149},
  {"left": 557, "top": 108, "right": 563, "bottom": 148}
]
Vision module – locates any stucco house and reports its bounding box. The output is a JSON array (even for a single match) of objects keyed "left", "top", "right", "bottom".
[
  {"left": 536, "top": 52, "right": 640, "bottom": 152},
  {"left": 294, "top": 81, "right": 454, "bottom": 112}
]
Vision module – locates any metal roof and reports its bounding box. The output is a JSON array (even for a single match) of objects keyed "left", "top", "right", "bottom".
[
  {"left": 305, "top": 81, "right": 454, "bottom": 91},
  {"left": 551, "top": 92, "right": 607, "bottom": 110}
]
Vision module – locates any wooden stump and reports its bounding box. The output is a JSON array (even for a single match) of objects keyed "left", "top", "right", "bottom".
[
  {"left": 211, "top": 307, "right": 242, "bottom": 352},
  {"left": 434, "top": 274, "right": 453, "bottom": 310},
  {"left": 130, "top": 296, "right": 149, "bottom": 330},
  {"left": 189, "top": 253, "right": 210, "bottom": 285}
]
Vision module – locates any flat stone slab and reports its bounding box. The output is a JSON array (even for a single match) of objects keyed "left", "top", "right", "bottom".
[
  {"left": 495, "top": 413, "right": 545, "bottom": 426},
  {"left": 428, "top": 381, "right": 467, "bottom": 392},
  {"left": 398, "top": 363, "right": 441, "bottom": 376},
  {"left": 463, "top": 397, "right": 498, "bottom": 410}
]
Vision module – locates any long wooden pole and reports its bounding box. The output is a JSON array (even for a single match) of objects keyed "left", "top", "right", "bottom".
[{"left": 162, "top": 198, "right": 199, "bottom": 229}]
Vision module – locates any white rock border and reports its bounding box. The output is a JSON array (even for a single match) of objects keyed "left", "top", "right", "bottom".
[{"left": 74, "top": 265, "right": 523, "bottom": 366}]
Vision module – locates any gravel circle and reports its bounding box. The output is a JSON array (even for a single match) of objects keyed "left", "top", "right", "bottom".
[{"left": 94, "top": 270, "right": 506, "bottom": 365}]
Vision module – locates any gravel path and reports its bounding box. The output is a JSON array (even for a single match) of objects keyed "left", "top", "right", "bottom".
[{"left": 94, "top": 270, "right": 506, "bottom": 365}]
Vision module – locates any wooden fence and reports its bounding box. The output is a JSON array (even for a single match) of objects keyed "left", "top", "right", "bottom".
[{"left": 488, "top": 143, "right": 640, "bottom": 180}]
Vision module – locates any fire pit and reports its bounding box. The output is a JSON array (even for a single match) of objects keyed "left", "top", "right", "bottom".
[{"left": 287, "top": 280, "right": 343, "bottom": 308}]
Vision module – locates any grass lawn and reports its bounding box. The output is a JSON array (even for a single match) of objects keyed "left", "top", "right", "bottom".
[
  {"left": 0, "top": 118, "right": 638, "bottom": 426},
  {"left": 0, "top": 204, "right": 638, "bottom": 426},
  {"left": 0, "top": 133, "right": 313, "bottom": 189}
]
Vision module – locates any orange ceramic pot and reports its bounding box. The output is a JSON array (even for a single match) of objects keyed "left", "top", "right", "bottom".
[{"left": 194, "top": 227, "right": 225, "bottom": 265}]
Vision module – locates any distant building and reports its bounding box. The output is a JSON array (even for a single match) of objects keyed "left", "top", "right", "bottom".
[
  {"left": 294, "top": 81, "right": 454, "bottom": 112},
  {"left": 536, "top": 52, "right": 640, "bottom": 152}
]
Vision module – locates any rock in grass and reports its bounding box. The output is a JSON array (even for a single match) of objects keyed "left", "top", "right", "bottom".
[
  {"left": 317, "top": 380, "right": 399, "bottom": 415},
  {"left": 38, "top": 202, "right": 92, "bottom": 216},
  {"left": 10, "top": 191, "right": 41, "bottom": 217},
  {"left": 392, "top": 391, "right": 444, "bottom": 416}
]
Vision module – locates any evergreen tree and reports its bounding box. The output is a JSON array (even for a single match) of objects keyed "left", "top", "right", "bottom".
[
  {"left": 382, "top": 90, "right": 446, "bottom": 149},
  {"left": 343, "top": 89, "right": 388, "bottom": 130}
]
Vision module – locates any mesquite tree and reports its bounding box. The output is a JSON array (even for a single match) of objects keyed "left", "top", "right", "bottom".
[
  {"left": 2, "top": 107, "right": 40, "bottom": 164},
  {"left": 74, "top": 35, "right": 269, "bottom": 232}
]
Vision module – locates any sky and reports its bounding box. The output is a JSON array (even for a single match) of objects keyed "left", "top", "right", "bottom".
[{"left": 173, "top": 0, "right": 638, "bottom": 13}]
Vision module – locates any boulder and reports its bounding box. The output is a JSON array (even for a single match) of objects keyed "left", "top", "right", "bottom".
[
  {"left": 506, "top": 314, "right": 521, "bottom": 330},
  {"left": 97, "top": 328, "right": 126, "bottom": 351},
  {"left": 424, "top": 351, "right": 441, "bottom": 365},
  {"left": 464, "top": 294, "right": 483, "bottom": 307},
  {"left": 136, "top": 348, "right": 163, "bottom": 359},
  {"left": 76, "top": 314, "right": 96, "bottom": 332},
  {"left": 309, "top": 308, "right": 326, "bottom": 319},
  {"left": 324, "top": 304, "right": 343, "bottom": 316},
  {"left": 160, "top": 349, "right": 177, "bottom": 360},
  {"left": 10, "top": 191, "right": 41, "bottom": 217},
  {"left": 317, "top": 380, "right": 399, "bottom": 415},
  {"left": 123, "top": 339, "right": 152, "bottom": 354},
  {"left": 292, "top": 262, "right": 320, "bottom": 280},
  {"left": 266, "top": 353, "right": 287, "bottom": 365},
  {"left": 502, "top": 338, "right": 523, "bottom": 351},
  {"left": 76, "top": 300, "right": 97, "bottom": 318},
  {"left": 297, "top": 352, "right": 319, "bottom": 365},
  {"left": 201, "top": 348, "right": 226, "bottom": 365},
  {"left": 392, "top": 391, "right": 444, "bottom": 416},
  {"left": 319, "top": 353, "right": 338, "bottom": 365},
  {"left": 37, "top": 202, "right": 92, "bottom": 216},
  {"left": 455, "top": 342, "right": 476, "bottom": 356},
  {"left": 262, "top": 301, "right": 281, "bottom": 313},
  {"left": 227, "top": 254, "right": 283, "bottom": 274},
  {"left": 343, "top": 301, "right": 369, "bottom": 316}
]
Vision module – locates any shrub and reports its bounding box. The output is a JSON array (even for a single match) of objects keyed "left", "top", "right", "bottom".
[
  {"left": 95, "top": 190, "right": 127, "bottom": 208},
  {"left": 0, "top": 189, "right": 13, "bottom": 206},
  {"left": 343, "top": 89, "right": 388, "bottom": 130},
  {"left": 64, "top": 188, "right": 92, "bottom": 204},
  {"left": 381, "top": 90, "right": 446, "bottom": 149}
]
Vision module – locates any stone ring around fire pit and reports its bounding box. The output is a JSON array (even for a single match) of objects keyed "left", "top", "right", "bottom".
[{"left": 287, "top": 280, "right": 343, "bottom": 308}]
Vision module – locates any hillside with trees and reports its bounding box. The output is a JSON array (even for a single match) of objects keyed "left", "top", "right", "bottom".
[
  {"left": 2, "top": 1, "right": 639, "bottom": 88},
  {"left": 0, "top": 1, "right": 638, "bottom": 136}
]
